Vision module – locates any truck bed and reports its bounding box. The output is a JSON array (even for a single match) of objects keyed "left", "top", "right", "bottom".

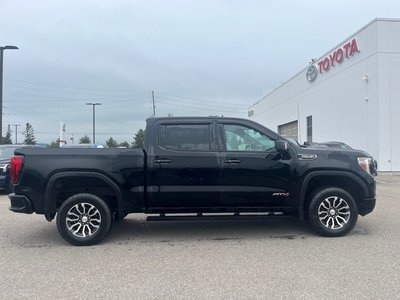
[{"left": 13, "top": 147, "right": 145, "bottom": 216}]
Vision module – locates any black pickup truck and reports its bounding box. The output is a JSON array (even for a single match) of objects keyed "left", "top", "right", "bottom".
[{"left": 9, "top": 117, "right": 376, "bottom": 245}]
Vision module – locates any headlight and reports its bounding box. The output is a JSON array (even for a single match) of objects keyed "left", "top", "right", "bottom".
[{"left": 357, "top": 157, "right": 372, "bottom": 175}]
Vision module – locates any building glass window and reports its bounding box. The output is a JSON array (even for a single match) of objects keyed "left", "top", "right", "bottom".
[
  {"left": 278, "top": 120, "right": 298, "bottom": 141},
  {"left": 307, "top": 115, "right": 312, "bottom": 142}
]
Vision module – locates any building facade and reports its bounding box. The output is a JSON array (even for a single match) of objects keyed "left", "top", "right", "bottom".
[{"left": 249, "top": 18, "right": 400, "bottom": 172}]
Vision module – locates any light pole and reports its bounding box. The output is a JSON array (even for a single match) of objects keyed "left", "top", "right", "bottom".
[
  {"left": 12, "top": 124, "right": 20, "bottom": 144},
  {"left": 86, "top": 103, "right": 101, "bottom": 144},
  {"left": 0, "top": 45, "right": 18, "bottom": 144}
]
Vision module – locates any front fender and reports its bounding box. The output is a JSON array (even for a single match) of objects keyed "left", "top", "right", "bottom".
[{"left": 298, "top": 170, "right": 369, "bottom": 219}]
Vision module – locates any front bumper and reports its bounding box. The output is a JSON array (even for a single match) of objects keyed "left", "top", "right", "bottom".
[
  {"left": 359, "top": 197, "right": 376, "bottom": 216},
  {"left": 9, "top": 193, "right": 33, "bottom": 214}
]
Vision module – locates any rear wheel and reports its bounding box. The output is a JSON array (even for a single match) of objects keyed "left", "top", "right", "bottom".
[
  {"left": 307, "top": 187, "right": 358, "bottom": 237},
  {"left": 56, "top": 193, "right": 112, "bottom": 246}
]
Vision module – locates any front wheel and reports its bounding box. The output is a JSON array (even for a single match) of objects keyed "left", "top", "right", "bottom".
[
  {"left": 56, "top": 193, "right": 112, "bottom": 246},
  {"left": 307, "top": 187, "right": 358, "bottom": 237}
]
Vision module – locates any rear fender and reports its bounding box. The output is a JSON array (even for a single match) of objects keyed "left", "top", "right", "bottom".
[{"left": 44, "top": 171, "right": 123, "bottom": 221}]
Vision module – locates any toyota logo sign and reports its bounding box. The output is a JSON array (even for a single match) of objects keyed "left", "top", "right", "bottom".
[{"left": 306, "top": 65, "right": 318, "bottom": 82}]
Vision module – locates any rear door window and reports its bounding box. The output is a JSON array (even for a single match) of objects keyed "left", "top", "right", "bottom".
[{"left": 160, "top": 124, "right": 211, "bottom": 151}]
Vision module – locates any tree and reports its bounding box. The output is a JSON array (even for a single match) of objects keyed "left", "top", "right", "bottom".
[
  {"left": 1, "top": 125, "right": 12, "bottom": 144},
  {"left": 49, "top": 139, "right": 60, "bottom": 148},
  {"left": 119, "top": 141, "right": 130, "bottom": 148},
  {"left": 23, "top": 123, "right": 36, "bottom": 145},
  {"left": 79, "top": 135, "right": 91, "bottom": 144},
  {"left": 131, "top": 129, "right": 145, "bottom": 148},
  {"left": 106, "top": 137, "right": 118, "bottom": 148}
]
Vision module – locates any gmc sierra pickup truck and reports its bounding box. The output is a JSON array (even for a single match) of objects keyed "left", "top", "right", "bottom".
[{"left": 9, "top": 117, "right": 376, "bottom": 246}]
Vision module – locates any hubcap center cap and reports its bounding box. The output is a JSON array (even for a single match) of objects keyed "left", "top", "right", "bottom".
[
  {"left": 81, "top": 215, "right": 89, "bottom": 223},
  {"left": 329, "top": 209, "right": 336, "bottom": 216}
]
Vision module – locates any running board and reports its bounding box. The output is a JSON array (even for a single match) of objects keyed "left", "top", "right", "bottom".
[{"left": 146, "top": 212, "right": 286, "bottom": 221}]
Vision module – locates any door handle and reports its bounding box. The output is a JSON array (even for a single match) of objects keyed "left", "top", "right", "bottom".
[
  {"left": 154, "top": 158, "right": 172, "bottom": 164},
  {"left": 225, "top": 159, "right": 241, "bottom": 164}
]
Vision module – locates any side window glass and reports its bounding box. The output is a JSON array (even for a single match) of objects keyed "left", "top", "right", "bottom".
[
  {"left": 161, "top": 124, "right": 210, "bottom": 151},
  {"left": 223, "top": 124, "right": 275, "bottom": 152}
]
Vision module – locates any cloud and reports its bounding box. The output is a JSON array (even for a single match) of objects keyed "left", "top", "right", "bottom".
[{"left": 0, "top": 0, "right": 399, "bottom": 143}]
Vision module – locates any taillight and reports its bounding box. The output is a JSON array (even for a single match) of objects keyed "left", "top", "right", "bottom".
[{"left": 10, "top": 156, "right": 24, "bottom": 184}]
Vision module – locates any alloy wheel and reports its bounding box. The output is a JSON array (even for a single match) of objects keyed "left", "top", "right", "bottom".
[
  {"left": 318, "top": 196, "right": 351, "bottom": 230},
  {"left": 65, "top": 202, "right": 102, "bottom": 238}
]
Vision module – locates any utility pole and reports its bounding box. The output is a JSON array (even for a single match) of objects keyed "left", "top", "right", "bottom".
[
  {"left": 12, "top": 124, "right": 20, "bottom": 144},
  {"left": 59, "top": 121, "right": 66, "bottom": 147},
  {"left": 0, "top": 45, "right": 18, "bottom": 144},
  {"left": 152, "top": 90, "right": 156, "bottom": 116},
  {"left": 86, "top": 103, "right": 101, "bottom": 144}
]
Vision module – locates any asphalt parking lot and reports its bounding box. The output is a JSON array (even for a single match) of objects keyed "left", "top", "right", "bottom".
[{"left": 1, "top": 176, "right": 399, "bottom": 299}]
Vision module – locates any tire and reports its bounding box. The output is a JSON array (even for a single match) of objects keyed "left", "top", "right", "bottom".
[
  {"left": 307, "top": 187, "right": 358, "bottom": 237},
  {"left": 56, "top": 193, "right": 112, "bottom": 246}
]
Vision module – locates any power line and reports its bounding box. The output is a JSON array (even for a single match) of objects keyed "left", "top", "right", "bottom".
[
  {"left": 5, "top": 103, "right": 85, "bottom": 109},
  {"left": 4, "top": 78, "right": 250, "bottom": 109},
  {"left": 4, "top": 83, "right": 136, "bottom": 97},
  {"left": 4, "top": 77, "right": 137, "bottom": 92},
  {"left": 3, "top": 108, "right": 86, "bottom": 115},
  {"left": 5, "top": 78, "right": 250, "bottom": 108},
  {"left": 4, "top": 93, "right": 246, "bottom": 111},
  {"left": 157, "top": 92, "right": 249, "bottom": 108},
  {"left": 157, "top": 99, "right": 246, "bottom": 113},
  {"left": 3, "top": 98, "right": 151, "bottom": 110},
  {"left": 3, "top": 100, "right": 246, "bottom": 115},
  {"left": 4, "top": 90, "right": 141, "bottom": 101},
  {"left": 159, "top": 96, "right": 247, "bottom": 109}
]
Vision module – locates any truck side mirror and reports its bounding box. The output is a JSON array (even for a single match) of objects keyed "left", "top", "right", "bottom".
[{"left": 276, "top": 140, "right": 289, "bottom": 153}]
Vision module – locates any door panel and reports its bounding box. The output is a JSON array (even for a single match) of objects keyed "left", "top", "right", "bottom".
[
  {"left": 219, "top": 123, "right": 296, "bottom": 208},
  {"left": 220, "top": 151, "right": 294, "bottom": 207},
  {"left": 147, "top": 122, "right": 221, "bottom": 209}
]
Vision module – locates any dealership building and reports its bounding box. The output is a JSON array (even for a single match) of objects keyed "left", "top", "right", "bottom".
[{"left": 249, "top": 18, "right": 400, "bottom": 172}]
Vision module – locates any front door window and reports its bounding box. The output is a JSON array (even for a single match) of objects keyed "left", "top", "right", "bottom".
[{"left": 223, "top": 124, "right": 276, "bottom": 152}]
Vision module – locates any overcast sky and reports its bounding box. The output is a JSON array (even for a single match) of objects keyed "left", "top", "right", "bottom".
[{"left": 0, "top": 0, "right": 399, "bottom": 144}]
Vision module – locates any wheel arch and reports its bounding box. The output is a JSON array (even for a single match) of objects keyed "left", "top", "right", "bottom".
[
  {"left": 298, "top": 171, "right": 368, "bottom": 219},
  {"left": 44, "top": 171, "right": 124, "bottom": 222}
]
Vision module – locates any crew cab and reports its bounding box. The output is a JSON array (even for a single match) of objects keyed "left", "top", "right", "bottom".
[{"left": 9, "top": 117, "right": 376, "bottom": 245}]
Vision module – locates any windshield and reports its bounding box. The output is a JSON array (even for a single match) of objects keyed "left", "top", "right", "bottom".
[
  {"left": 324, "top": 143, "right": 352, "bottom": 149},
  {"left": 283, "top": 136, "right": 301, "bottom": 147},
  {"left": 0, "top": 147, "right": 18, "bottom": 159}
]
